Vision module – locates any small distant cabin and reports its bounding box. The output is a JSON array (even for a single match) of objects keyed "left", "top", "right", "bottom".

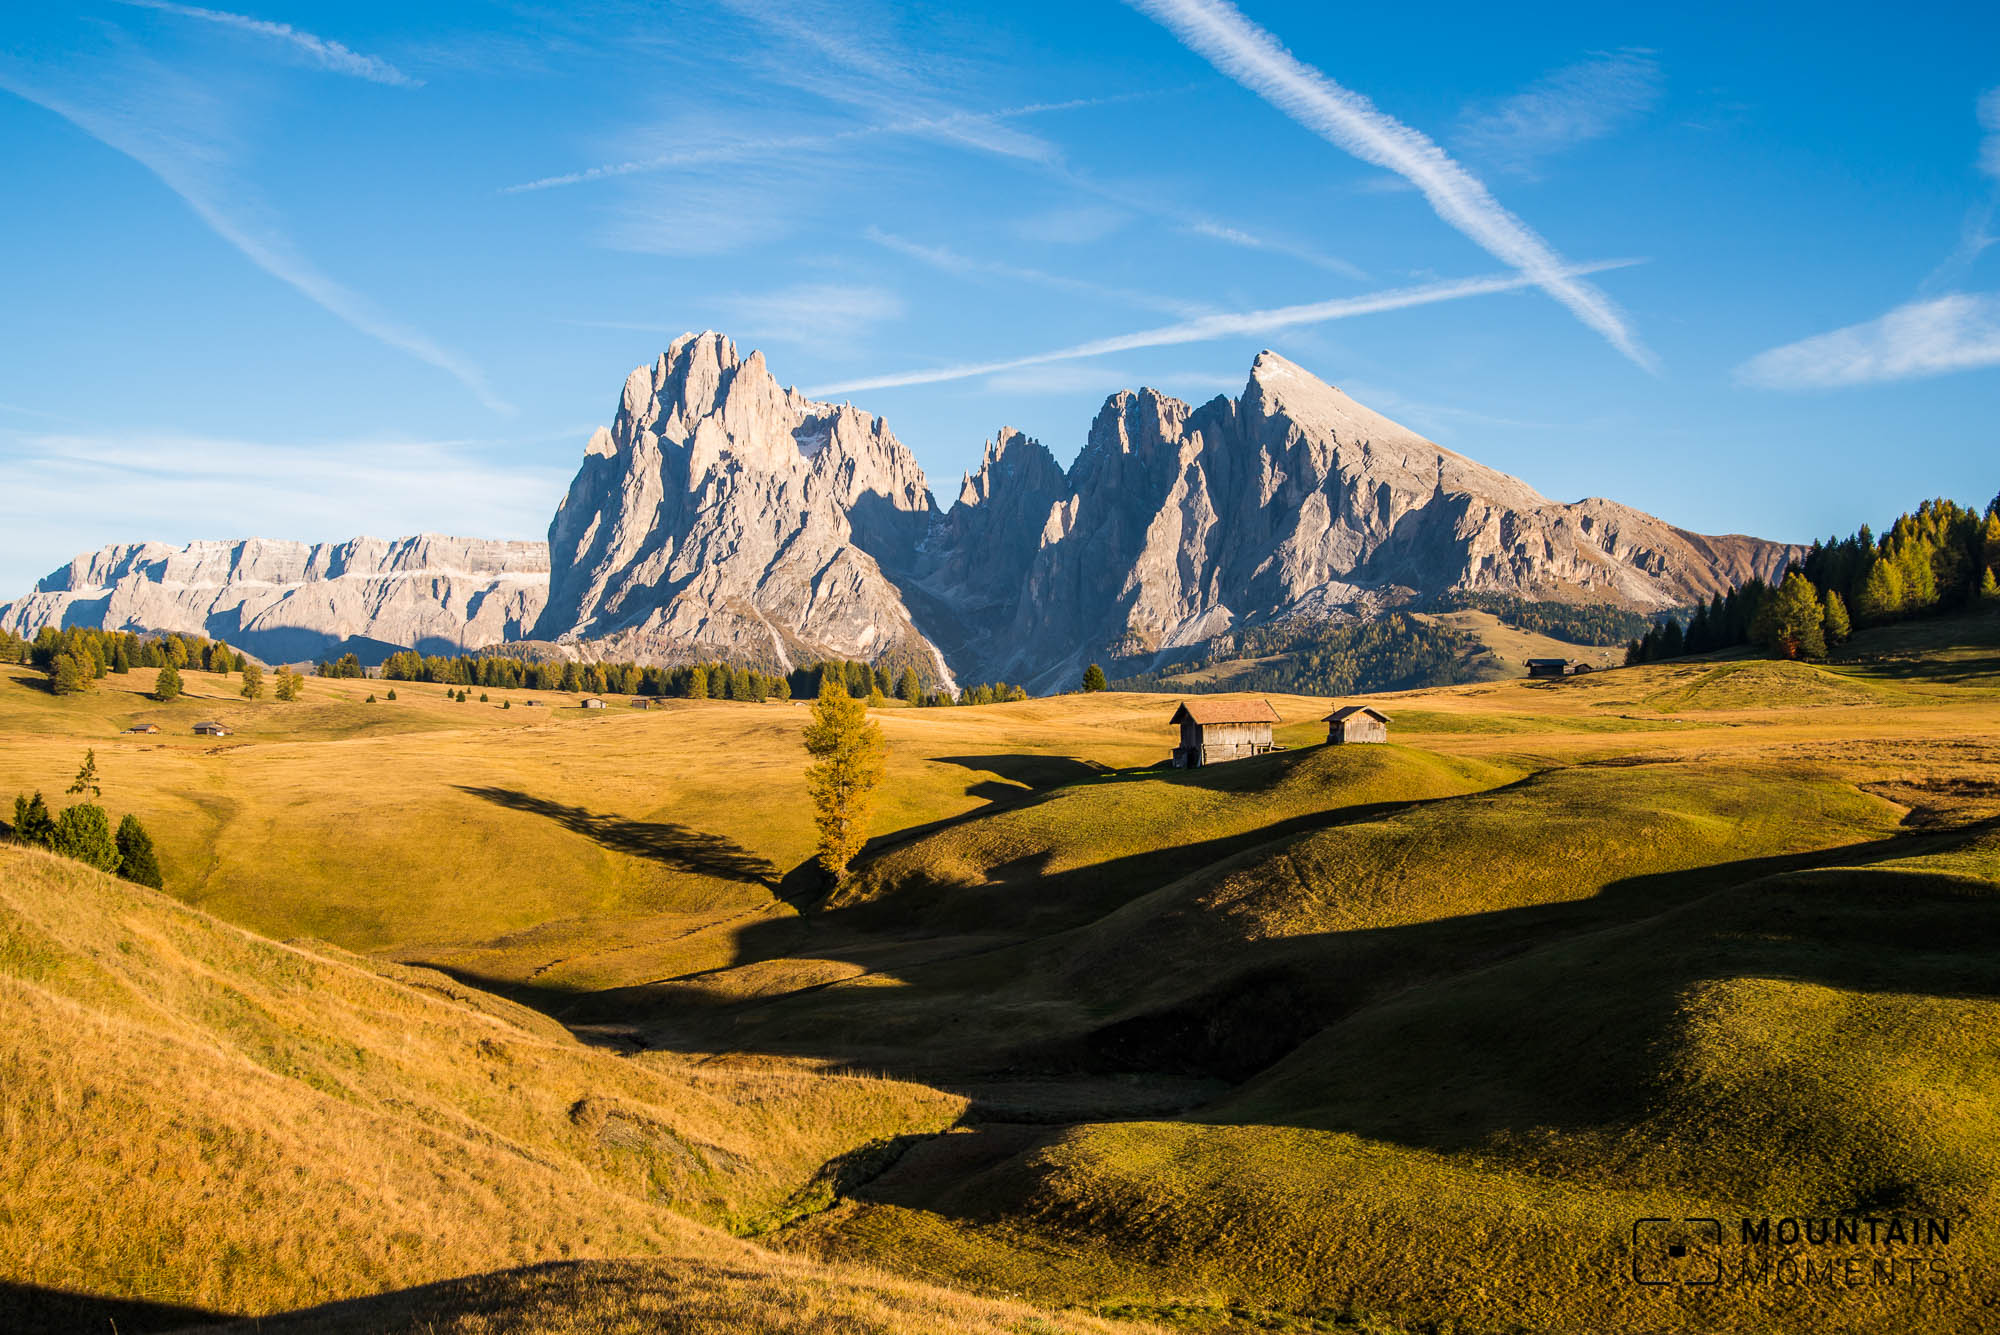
[
  {"left": 580, "top": 698, "right": 606, "bottom": 710},
  {"left": 1324, "top": 705, "right": 1391, "bottom": 744},
  {"left": 630, "top": 697, "right": 654, "bottom": 709},
  {"left": 1526, "top": 658, "right": 1593, "bottom": 679},
  {"left": 1169, "top": 699, "right": 1281, "bottom": 768},
  {"left": 124, "top": 723, "right": 160, "bottom": 735},
  {"left": 192, "top": 721, "right": 231, "bottom": 737}
]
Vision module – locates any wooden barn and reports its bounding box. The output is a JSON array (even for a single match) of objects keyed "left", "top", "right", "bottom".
[
  {"left": 580, "top": 698, "right": 606, "bottom": 710},
  {"left": 1169, "top": 698, "right": 1281, "bottom": 768},
  {"left": 1324, "top": 705, "right": 1391, "bottom": 744},
  {"left": 1526, "top": 658, "right": 1593, "bottom": 678},
  {"left": 629, "top": 697, "right": 654, "bottom": 709},
  {"left": 192, "top": 721, "right": 231, "bottom": 737},
  {"left": 124, "top": 723, "right": 160, "bottom": 735}
]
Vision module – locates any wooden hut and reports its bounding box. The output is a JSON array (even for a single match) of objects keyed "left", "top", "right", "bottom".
[
  {"left": 1169, "top": 698, "right": 1281, "bottom": 768},
  {"left": 192, "top": 721, "right": 231, "bottom": 737},
  {"left": 629, "top": 697, "right": 654, "bottom": 709},
  {"left": 580, "top": 698, "right": 606, "bottom": 710},
  {"left": 1324, "top": 705, "right": 1390, "bottom": 744},
  {"left": 1526, "top": 657, "right": 1593, "bottom": 678},
  {"left": 124, "top": 723, "right": 161, "bottom": 735}
]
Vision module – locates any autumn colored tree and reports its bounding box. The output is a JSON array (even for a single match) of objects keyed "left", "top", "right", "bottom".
[
  {"left": 152, "top": 660, "right": 183, "bottom": 702},
  {"left": 240, "top": 663, "right": 265, "bottom": 699},
  {"left": 1756, "top": 571, "right": 1828, "bottom": 661},
  {"left": 801, "top": 676, "right": 885, "bottom": 883},
  {"left": 1820, "top": 589, "right": 1852, "bottom": 646}
]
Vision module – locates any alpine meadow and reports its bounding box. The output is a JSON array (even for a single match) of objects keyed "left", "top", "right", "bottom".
[{"left": 4, "top": 3, "right": 2000, "bottom": 1334}]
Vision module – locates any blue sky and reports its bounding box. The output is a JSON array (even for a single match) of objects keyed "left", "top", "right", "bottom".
[{"left": 2, "top": 0, "right": 1997, "bottom": 594}]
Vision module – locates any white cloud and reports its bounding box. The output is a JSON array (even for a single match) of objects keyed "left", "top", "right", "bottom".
[
  {"left": 1187, "top": 220, "right": 1368, "bottom": 280},
  {"left": 0, "top": 65, "right": 508, "bottom": 413},
  {"left": 1980, "top": 86, "right": 2000, "bottom": 180},
  {"left": 0, "top": 429, "right": 570, "bottom": 595},
  {"left": 1125, "top": 0, "right": 1654, "bottom": 369},
  {"left": 112, "top": 0, "right": 421, "bottom": 88},
  {"left": 721, "top": 284, "right": 905, "bottom": 354},
  {"left": 865, "top": 227, "right": 1210, "bottom": 317},
  {"left": 1013, "top": 204, "right": 1132, "bottom": 245},
  {"left": 808, "top": 260, "right": 1635, "bottom": 396},
  {"left": 503, "top": 95, "right": 1126, "bottom": 195},
  {"left": 1737, "top": 293, "right": 2000, "bottom": 389},
  {"left": 1456, "top": 51, "right": 1662, "bottom": 176}
]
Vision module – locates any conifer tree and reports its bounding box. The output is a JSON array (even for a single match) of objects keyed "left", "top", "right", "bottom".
[
  {"left": 51, "top": 651, "right": 91, "bottom": 695},
  {"left": 12, "top": 793, "right": 54, "bottom": 847},
  {"left": 112, "top": 643, "right": 131, "bottom": 674},
  {"left": 1982, "top": 566, "right": 2000, "bottom": 602},
  {"left": 274, "top": 667, "right": 303, "bottom": 701},
  {"left": 115, "top": 814, "right": 163, "bottom": 889},
  {"left": 802, "top": 676, "right": 885, "bottom": 884},
  {"left": 152, "top": 660, "right": 183, "bottom": 702},
  {"left": 1081, "top": 663, "right": 1108, "bottom": 693},
  {"left": 1856, "top": 560, "right": 1903, "bottom": 622},
  {"left": 897, "top": 666, "right": 922, "bottom": 705},
  {"left": 67, "top": 750, "right": 101, "bottom": 799},
  {"left": 1758, "top": 572, "right": 1828, "bottom": 660},
  {"left": 1820, "top": 589, "right": 1852, "bottom": 645},
  {"left": 240, "top": 663, "right": 265, "bottom": 699},
  {"left": 52, "top": 803, "right": 120, "bottom": 872},
  {"left": 688, "top": 666, "right": 709, "bottom": 700}
]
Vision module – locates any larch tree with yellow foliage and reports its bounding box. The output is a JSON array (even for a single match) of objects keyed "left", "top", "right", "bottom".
[{"left": 802, "top": 675, "right": 886, "bottom": 883}]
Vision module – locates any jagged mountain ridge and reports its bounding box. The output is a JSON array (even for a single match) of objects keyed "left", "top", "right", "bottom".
[
  {"left": 2, "top": 337, "right": 1801, "bottom": 686},
  {"left": 532, "top": 333, "right": 1796, "bottom": 688},
  {"left": 920, "top": 351, "right": 1800, "bottom": 687},
  {"left": 0, "top": 535, "right": 548, "bottom": 666},
  {"left": 533, "top": 332, "right": 952, "bottom": 685}
]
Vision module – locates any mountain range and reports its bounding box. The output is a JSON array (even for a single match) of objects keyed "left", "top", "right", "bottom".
[{"left": 1, "top": 334, "right": 1801, "bottom": 688}]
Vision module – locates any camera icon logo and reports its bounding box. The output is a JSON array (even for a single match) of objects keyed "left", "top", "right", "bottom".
[{"left": 1632, "top": 1217, "right": 1723, "bottom": 1286}]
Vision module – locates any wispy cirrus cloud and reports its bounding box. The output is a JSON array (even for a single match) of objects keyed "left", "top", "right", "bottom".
[
  {"left": 1125, "top": 0, "right": 1654, "bottom": 370},
  {"left": 112, "top": 0, "right": 421, "bottom": 87},
  {"left": 1736, "top": 293, "right": 2000, "bottom": 389},
  {"left": 865, "top": 227, "right": 1211, "bottom": 318},
  {"left": 1747, "top": 91, "right": 2000, "bottom": 389},
  {"left": 1188, "top": 219, "right": 1368, "bottom": 280},
  {"left": 1455, "top": 50, "right": 1662, "bottom": 177},
  {"left": 0, "top": 62, "right": 509, "bottom": 413},
  {"left": 503, "top": 94, "right": 1131, "bottom": 194},
  {"left": 808, "top": 260, "right": 1636, "bottom": 396}
]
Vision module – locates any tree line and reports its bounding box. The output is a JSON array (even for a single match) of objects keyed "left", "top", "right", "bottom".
[
  {"left": 1626, "top": 494, "right": 2000, "bottom": 665},
  {"left": 1428, "top": 591, "right": 1657, "bottom": 646},
  {"left": 7, "top": 750, "right": 164, "bottom": 890},
  {"left": 349, "top": 648, "right": 1032, "bottom": 707},
  {"left": 19, "top": 626, "right": 260, "bottom": 697},
  {"left": 1117, "top": 613, "right": 1477, "bottom": 697}
]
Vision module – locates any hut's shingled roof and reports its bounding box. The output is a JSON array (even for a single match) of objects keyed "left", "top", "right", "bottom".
[{"left": 1169, "top": 699, "right": 1281, "bottom": 726}]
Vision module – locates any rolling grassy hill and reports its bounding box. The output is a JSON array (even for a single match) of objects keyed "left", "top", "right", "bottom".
[
  {"left": 0, "top": 844, "right": 1148, "bottom": 1334},
  {"left": 4, "top": 604, "right": 2000, "bottom": 1332}
]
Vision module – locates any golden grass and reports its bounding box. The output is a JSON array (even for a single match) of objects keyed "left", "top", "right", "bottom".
[{"left": 4, "top": 606, "right": 2000, "bottom": 1334}]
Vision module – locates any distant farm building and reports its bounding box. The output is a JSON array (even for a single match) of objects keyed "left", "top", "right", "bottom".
[
  {"left": 630, "top": 698, "right": 654, "bottom": 709},
  {"left": 192, "top": 722, "right": 231, "bottom": 737},
  {"left": 1169, "top": 699, "right": 1281, "bottom": 768},
  {"left": 1527, "top": 658, "right": 1593, "bottom": 678},
  {"left": 124, "top": 723, "right": 160, "bottom": 735},
  {"left": 1324, "top": 705, "right": 1391, "bottom": 744},
  {"left": 580, "top": 698, "right": 606, "bottom": 710}
]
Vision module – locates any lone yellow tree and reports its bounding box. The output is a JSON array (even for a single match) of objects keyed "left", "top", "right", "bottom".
[{"left": 802, "top": 675, "right": 885, "bottom": 883}]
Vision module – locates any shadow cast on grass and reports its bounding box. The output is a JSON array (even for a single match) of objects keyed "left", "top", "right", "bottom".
[
  {"left": 0, "top": 1279, "right": 223, "bottom": 1334},
  {"left": 456, "top": 787, "right": 779, "bottom": 888}
]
